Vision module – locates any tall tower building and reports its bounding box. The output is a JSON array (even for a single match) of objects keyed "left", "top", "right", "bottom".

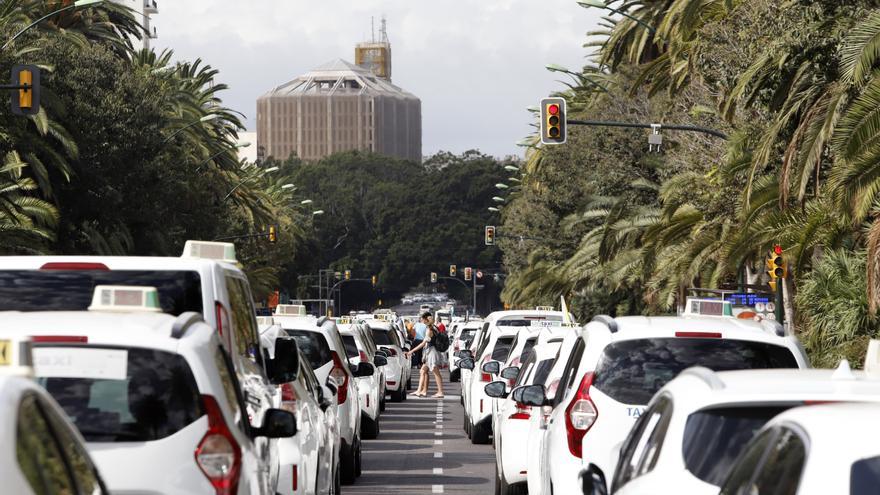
[
  {"left": 111, "top": 0, "right": 158, "bottom": 49},
  {"left": 256, "top": 22, "right": 421, "bottom": 162}
]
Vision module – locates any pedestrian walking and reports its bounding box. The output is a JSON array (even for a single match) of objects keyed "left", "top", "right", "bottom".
[
  {"left": 406, "top": 312, "right": 445, "bottom": 398},
  {"left": 411, "top": 314, "right": 428, "bottom": 368}
]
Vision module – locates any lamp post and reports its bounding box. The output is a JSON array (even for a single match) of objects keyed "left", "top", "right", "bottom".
[
  {"left": 222, "top": 166, "right": 278, "bottom": 202},
  {"left": 195, "top": 142, "right": 250, "bottom": 171},
  {"left": 3, "top": 0, "right": 105, "bottom": 50},
  {"left": 281, "top": 183, "right": 295, "bottom": 190},
  {"left": 577, "top": 0, "right": 657, "bottom": 34},
  {"left": 488, "top": 207, "right": 501, "bottom": 213},
  {"left": 492, "top": 196, "right": 506, "bottom": 203},
  {"left": 495, "top": 183, "right": 510, "bottom": 190},
  {"left": 164, "top": 114, "right": 221, "bottom": 143},
  {"left": 546, "top": 63, "right": 610, "bottom": 93}
]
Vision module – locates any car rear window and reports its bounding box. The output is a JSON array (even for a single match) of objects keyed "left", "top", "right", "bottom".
[
  {"left": 852, "top": 456, "right": 880, "bottom": 494},
  {"left": 36, "top": 346, "right": 202, "bottom": 442},
  {"left": 341, "top": 335, "right": 359, "bottom": 359},
  {"left": 491, "top": 336, "right": 515, "bottom": 361},
  {"left": 371, "top": 328, "right": 399, "bottom": 347},
  {"left": 683, "top": 406, "right": 790, "bottom": 485},
  {"left": 593, "top": 339, "right": 799, "bottom": 405},
  {"left": 0, "top": 270, "right": 203, "bottom": 315},
  {"left": 285, "top": 330, "right": 333, "bottom": 369}
]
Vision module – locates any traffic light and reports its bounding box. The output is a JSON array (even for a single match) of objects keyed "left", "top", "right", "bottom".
[
  {"left": 450, "top": 265, "right": 457, "bottom": 277},
  {"left": 11, "top": 65, "right": 40, "bottom": 116},
  {"left": 430, "top": 272, "right": 438, "bottom": 284},
  {"left": 344, "top": 270, "right": 351, "bottom": 280},
  {"left": 371, "top": 275, "right": 378, "bottom": 287},
  {"left": 540, "top": 97, "right": 567, "bottom": 145},
  {"left": 267, "top": 225, "right": 278, "bottom": 243},
  {"left": 766, "top": 245, "right": 787, "bottom": 291},
  {"left": 485, "top": 226, "right": 496, "bottom": 246},
  {"left": 464, "top": 267, "right": 473, "bottom": 281}
]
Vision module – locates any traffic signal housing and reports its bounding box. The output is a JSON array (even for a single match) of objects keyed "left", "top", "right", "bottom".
[
  {"left": 371, "top": 275, "right": 378, "bottom": 287},
  {"left": 540, "top": 97, "right": 567, "bottom": 145},
  {"left": 11, "top": 65, "right": 40, "bottom": 116},
  {"left": 450, "top": 265, "right": 457, "bottom": 277},
  {"left": 464, "top": 267, "right": 473, "bottom": 281},
  {"left": 430, "top": 272, "right": 438, "bottom": 284},
  {"left": 766, "top": 245, "right": 787, "bottom": 291},
  {"left": 267, "top": 225, "right": 278, "bottom": 243},
  {"left": 485, "top": 226, "right": 496, "bottom": 246},
  {"left": 344, "top": 270, "right": 351, "bottom": 281}
]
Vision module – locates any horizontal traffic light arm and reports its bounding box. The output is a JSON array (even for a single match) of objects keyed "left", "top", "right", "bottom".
[
  {"left": 213, "top": 232, "right": 275, "bottom": 242},
  {"left": 0, "top": 84, "right": 34, "bottom": 90},
  {"left": 566, "top": 119, "right": 728, "bottom": 140}
]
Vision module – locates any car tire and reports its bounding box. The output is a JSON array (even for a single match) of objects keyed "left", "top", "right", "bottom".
[
  {"left": 362, "top": 415, "right": 380, "bottom": 439},
  {"left": 355, "top": 439, "right": 363, "bottom": 477},
  {"left": 450, "top": 368, "right": 460, "bottom": 382},
  {"left": 380, "top": 395, "right": 386, "bottom": 412},
  {"left": 494, "top": 463, "right": 503, "bottom": 495},
  {"left": 407, "top": 376, "right": 413, "bottom": 390},
  {"left": 392, "top": 386, "right": 406, "bottom": 403},
  {"left": 471, "top": 421, "right": 490, "bottom": 444},
  {"left": 504, "top": 482, "right": 528, "bottom": 495},
  {"left": 341, "top": 443, "right": 357, "bottom": 485}
]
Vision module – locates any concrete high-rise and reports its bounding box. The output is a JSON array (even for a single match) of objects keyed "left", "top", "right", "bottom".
[{"left": 256, "top": 27, "right": 421, "bottom": 162}]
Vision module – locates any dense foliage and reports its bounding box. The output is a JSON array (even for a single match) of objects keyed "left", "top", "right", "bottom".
[{"left": 501, "top": 0, "right": 880, "bottom": 365}]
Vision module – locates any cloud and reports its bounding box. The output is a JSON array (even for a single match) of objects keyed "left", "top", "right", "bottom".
[{"left": 154, "top": 1, "right": 604, "bottom": 158}]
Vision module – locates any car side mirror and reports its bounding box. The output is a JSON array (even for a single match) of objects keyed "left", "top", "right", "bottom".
[
  {"left": 458, "top": 358, "right": 475, "bottom": 370},
  {"left": 266, "top": 337, "right": 300, "bottom": 385},
  {"left": 520, "top": 384, "right": 547, "bottom": 407},
  {"left": 500, "top": 366, "right": 520, "bottom": 380},
  {"left": 354, "top": 362, "right": 375, "bottom": 377},
  {"left": 373, "top": 355, "right": 388, "bottom": 367},
  {"left": 481, "top": 360, "right": 500, "bottom": 375},
  {"left": 253, "top": 408, "right": 297, "bottom": 438},
  {"left": 580, "top": 463, "right": 609, "bottom": 495},
  {"left": 484, "top": 380, "right": 508, "bottom": 399},
  {"left": 319, "top": 397, "right": 332, "bottom": 412},
  {"left": 511, "top": 387, "right": 525, "bottom": 404},
  {"left": 459, "top": 350, "right": 474, "bottom": 360},
  {"left": 376, "top": 349, "right": 389, "bottom": 358}
]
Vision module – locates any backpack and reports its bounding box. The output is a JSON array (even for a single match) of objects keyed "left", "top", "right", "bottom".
[{"left": 431, "top": 327, "right": 450, "bottom": 352}]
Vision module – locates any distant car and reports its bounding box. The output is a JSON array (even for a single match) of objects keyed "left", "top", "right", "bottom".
[
  {"left": 522, "top": 298, "right": 810, "bottom": 495},
  {"left": 718, "top": 402, "right": 880, "bottom": 495},
  {"left": 339, "top": 321, "right": 387, "bottom": 439},
  {"left": 448, "top": 320, "right": 482, "bottom": 382},
  {"left": 365, "top": 320, "right": 409, "bottom": 402},
  {"left": 0, "top": 375, "right": 110, "bottom": 495},
  {"left": 274, "top": 308, "right": 366, "bottom": 485},
  {"left": 2, "top": 285, "right": 297, "bottom": 494},
  {"left": 605, "top": 364, "right": 880, "bottom": 495}
]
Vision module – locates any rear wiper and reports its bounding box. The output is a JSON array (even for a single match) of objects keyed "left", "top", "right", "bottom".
[{"left": 76, "top": 430, "right": 146, "bottom": 441}]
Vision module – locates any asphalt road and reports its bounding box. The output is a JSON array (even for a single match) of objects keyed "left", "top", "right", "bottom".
[{"left": 345, "top": 371, "right": 495, "bottom": 494}]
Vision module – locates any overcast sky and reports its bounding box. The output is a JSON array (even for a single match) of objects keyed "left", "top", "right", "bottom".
[{"left": 153, "top": 1, "right": 604, "bottom": 159}]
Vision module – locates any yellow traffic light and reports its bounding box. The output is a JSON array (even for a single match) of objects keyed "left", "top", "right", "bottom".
[
  {"left": 344, "top": 270, "right": 351, "bottom": 280},
  {"left": 11, "top": 65, "right": 40, "bottom": 116},
  {"left": 450, "top": 265, "right": 457, "bottom": 277},
  {"left": 464, "top": 267, "right": 473, "bottom": 281},
  {"left": 485, "top": 226, "right": 496, "bottom": 246},
  {"left": 267, "top": 225, "right": 278, "bottom": 243},
  {"left": 18, "top": 69, "right": 32, "bottom": 110},
  {"left": 430, "top": 272, "right": 438, "bottom": 284},
  {"left": 767, "top": 245, "right": 786, "bottom": 288},
  {"left": 371, "top": 275, "right": 378, "bottom": 287}
]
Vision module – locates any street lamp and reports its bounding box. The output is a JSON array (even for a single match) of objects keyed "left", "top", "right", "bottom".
[
  {"left": 301, "top": 199, "right": 314, "bottom": 205},
  {"left": 508, "top": 177, "right": 521, "bottom": 183},
  {"left": 312, "top": 210, "right": 325, "bottom": 216},
  {"left": 577, "top": 0, "right": 657, "bottom": 34},
  {"left": 504, "top": 165, "right": 520, "bottom": 172},
  {"left": 492, "top": 196, "right": 506, "bottom": 203},
  {"left": 164, "top": 113, "right": 221, "bottom": 143},
  {"left": 223, "top": 166, "right": 279, "bottom": 201},
  {"left": 488, "top": 207, "right": 501, "bottom": 213},
  {"left": 546, "top": 63, "right": 610, "bottom": 93},
  {"left": 496, "top": 183, "right": 510, "bottom": 190},
  {"left": 3, "top": 0, "right": 105, "bottom": 50},
  {"left": 281, "top": 184, "right": 295, "bottom": 190},
  {"left": 194, "top": 142, "right": 250, "bottom": 172}
]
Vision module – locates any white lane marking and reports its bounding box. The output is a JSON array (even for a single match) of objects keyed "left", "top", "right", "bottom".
[
  {"left": 432, "top": 485, "right": 444, "bottom": 493},
  {"left": 435, "top": 440, "right": 443, "bottom": 445},
  {"left": 434, "top": 431, "right": 442, "bottom": 436},
  {"left": 436, "top": 424, "right": 443, "bottom": 429},
  {"left": 433, "top": 468, "right": 443, "bottom": 475},
  {"left": 434, "top": 452, "right": 443, "bottom": 458}
]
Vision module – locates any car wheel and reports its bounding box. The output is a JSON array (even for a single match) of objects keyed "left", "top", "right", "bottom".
[
  {"left": 340, "top": 443, "right": 357, "bottom": 484},
  {"left": 380, "top": 395, "right": 386, "bottom": 412},
  {"left": 504, "top": 482, "right": 528, "bottom": 495},
  {"left": 361, "top": 415, "right": 380, "bottom": 439},
  {"left": 471, "top": 421, "right": 490, "bottom": 444},
  {"left": 392, "top": 386, "right": 406, "bottom": 403},
  {"left": 494, "top": 462, "right": 503, "bottom": 495},
  {"left": 355, "top": 439, "right": 363, "bottom": 477},
  {"left": 407, "top": 376, "right": 412, "bottom": 390}
]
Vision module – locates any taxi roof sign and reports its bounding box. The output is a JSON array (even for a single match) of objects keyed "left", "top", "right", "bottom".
[
  {"left": 256, "top": 316, "right": 275, "bottom": 326},
  {"left": 182, "top": 240, "right": 237, "bottom": 264},
  {"left": 88, "top": 285, "right": 162, "bottom": 313},
  {"left": 0, "top": 336, "right": 34, "bottom": 377},
  {"left": 336, "top": 316, "right": 352, "bottom": 325},
  {"left": 535, "top": 306, "right": 555, "bottom": 312},
  {"left": 275, "top": 304, "right": 307, "bottom": 317},
  {"left": 866, "top": 340, "right": 880, "bottom": 377},
  {"left": 683, "top": 298, "right": 733, "bottom": 317}
]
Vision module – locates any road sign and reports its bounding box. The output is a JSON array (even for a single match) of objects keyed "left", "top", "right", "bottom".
[{"left": 476, "top": 270, "right": 484, "bottom": 279}]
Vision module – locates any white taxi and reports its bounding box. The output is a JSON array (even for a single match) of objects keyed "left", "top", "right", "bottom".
[
  {"left": 363, "top": 318, "right": 409, "bottom": 403},
  {"left": 274, "top": 306, "right": 365, "bottom": 485},
  {"left": 520, "top": 298, "right": 809, "bottom": 495},
  {"left": 339, "top": 318, "right": 387, "bottom": 439},
  {"left": 718, "top": 402, "right": 880, "bottom": 495},
  {"left": 603, "top": 362, "right": 880, "bottom": 495},
  {"left": 449, "top": 319, "right": 482, "bottom": 383},
  {"left": 0, "top": 285, "right": 298, "bottom": 494}
]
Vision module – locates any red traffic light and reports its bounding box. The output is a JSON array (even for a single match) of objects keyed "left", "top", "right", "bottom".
[
  {"left": 548, "top": 104, "right": 560, "bottom": 115},
  {"left": 774, "top": 245, "right": 783, "bottom": 255}
]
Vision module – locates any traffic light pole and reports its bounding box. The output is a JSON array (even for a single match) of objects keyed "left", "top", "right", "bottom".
[
  {"left": 567, "top": 120, "right": 728, "bottom": 140},
  {"left": 776, "top": 280, "right": 784, "bottom": 324},
  {"left": 438, "top": 276, "right": 476, "bottom": 313},
  {"left": 213, "top": 232, "right": 271, "bottom": 242}
]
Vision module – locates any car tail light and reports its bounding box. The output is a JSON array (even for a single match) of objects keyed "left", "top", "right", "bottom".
[
  {"left": 360, "top": 351, "right": 368, "bottom": 363},
  {"left": 280, "top": 383, "right": 297, "bottom": 414},
  {"left": 675, "top": 331, "right": 722, "bottom": 339},
  {"left": 196, "top": 395, "right": 241, "bottom": 495},
  {"left": 387, "top": 381, "right": 397, "bottom": 386},
  {"left": 292, "top": 465, "right": 298, "bottom": 491},
  {"left": 366, "top": 395, "right": 370, "bottom": 408},
  {"left": 330, "top": 352, "right": 350, "bottom": 404},
  {"left": 565, "top": 372, "right": 597, "bottom": 459},
  {"left": 509, "top": 403, "right": 530, "bottom": 420},
  {"left": 33, "top": 336, "right": 88, "bottom": 343},
  {"left": 40, "top": 262, "right": 109, "bottom": 271}
]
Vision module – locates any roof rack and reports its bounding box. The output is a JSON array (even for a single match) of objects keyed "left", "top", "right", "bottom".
[
  {"left": 171, "top": 312, "right": 203, "bottom": 339},
  {"left": 591, "top": 315, "right": 618, "bottom": 333},
  {"left": 680, "top": 366, "right": 725, "bottom": 390}
]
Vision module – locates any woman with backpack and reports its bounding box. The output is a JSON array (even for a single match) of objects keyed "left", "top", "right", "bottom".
[{"left": 406, "top": 312, "right": 445, "bottom": 398}]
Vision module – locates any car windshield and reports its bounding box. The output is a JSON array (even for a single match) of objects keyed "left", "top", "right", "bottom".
[
  {"left": 852, "top": 456, "right": 880, "bottom": 494},
  {"left": 285, "top": 329, "right": 333, "bottom": 369},
  {"left": 0, "top": 270, "right": 203, "bottom": 315},
  {"left": 341, "top": 335, "right": 359, "bottom": 359},
  {"left": 683, "top": 406, "right": 791, "bottom": 486},
  {"left": 36, "top": 346, "right": 203, "bottom": 442},
  {"left": 593, "top": 338, "right": 799, "bottom": 405}
]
